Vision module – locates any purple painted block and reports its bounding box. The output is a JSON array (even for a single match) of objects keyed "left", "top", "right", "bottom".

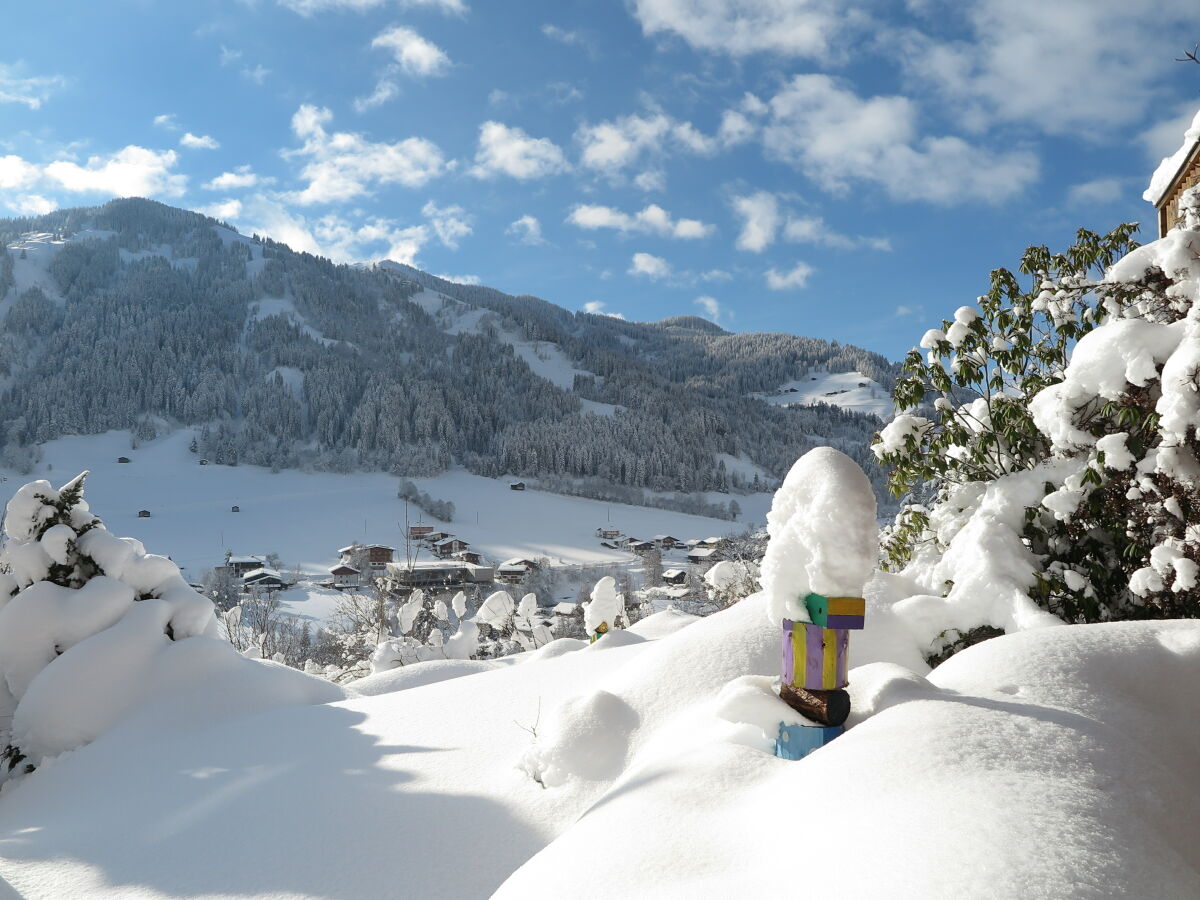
[
  {"left": 826, "top": 613, "right": 865, "bottom": 630},
  {"left": 804, "top": 621, "right": 824, "bottom": 687}
]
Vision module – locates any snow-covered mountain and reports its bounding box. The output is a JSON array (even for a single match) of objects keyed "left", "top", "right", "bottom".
[{"left": 0, "top": 199, "right": 896, "bottom": 508}]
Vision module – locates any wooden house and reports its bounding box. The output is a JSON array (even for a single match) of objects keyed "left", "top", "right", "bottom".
[
  {"left": 662, "top": 568, "right": 688, "bottom": 586},
  {"left": 231, "top": 505, "right": 240, "bottom": 513},
  {"left": 224, "top": 555, "right": 267, "bottom": 577},
  {"left": 627, "top": 540, "right": 655, "bottom": 555},
  {"left": 433, "top": 537, "right": 469, "bottom": 558},
  {"left": 509, "top": 481, "right": 526, "bottom": 491},
  {"left": 595, "top": 528, "right": 621, "bottom": 541},
  {"left": 688, "top": 547, "right": 719, "bottom": 565},
  {"left": 243, "top": 568, "right": 287, "bottom": 593},
  {"left": 652, "top": 535, "right": 681, "bottom": 549},
  {"left": 199, "top": 459, "right": 209, "bottom": 466},
  {"left": 388, "top": 560, "right": 494, "bottom": 589},
  {"left": 1148, "top": 115, "right": 1200, "bottom": 237},
  {"left": 117, "top": 456, "right": 131, "bottom": 464},
  {"left": 455, "top": 550, "right": 484, "bottom": 565},
  {"left": 497, "top": 557, "right": 538, "bottom": 583},
  {"left": 329, "top": 564, "right": 361, "bottom": 589},
  {"left": 137, "top": 509, "right": 151, "bottom": 518},
  {"left": 407, "top": 525, "right": 434, "bottom": 539},
  {"left": 338, "top": 544, "right": 396, "bottom": 571}
]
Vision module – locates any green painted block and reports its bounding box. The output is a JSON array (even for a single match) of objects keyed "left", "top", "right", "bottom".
[{"left": 804, "top": 592, "right": 865, "bottom": 630}]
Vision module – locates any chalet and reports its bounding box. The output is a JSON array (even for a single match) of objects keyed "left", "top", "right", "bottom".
[
  {"left": 329, "top": 564, "right": 360, "bottom": 589},
  {"left": 651, "top": 535, "right": 681, "bottom": 549},
  {"left": 432, "top": 537, "right": 470, "bottom": 558},
  {"left": 497, "top": 558, "right": 539, "bottom": 583},
  {"left": 407, "top": 525, "right": 434, "bottom": 539},
  {"left": 117, "top": 456, "right": 131, "bottom": 464},
  {"left": 454, "top": 550, "right": 484, "bottom": 565},
  {"left": 509, "top": 481, "right": 526, "bottom": 491},
  {"left": 231, "top": 505, "right": 240, "bottom": 513},
  {"left": 698, "top": 536, "right": 725, "bottom": 548},
  {"left": 243, "top": 568, "right": 287, "bottom": 593},
  {"left": 137, "top": 509, "right": 151, "bottom": 518},
  {"left": 1148, "top": 113, "right": 1200, "bottom": 236},
  {"left": 421, "top": 531, "right": 452, "bottom": 544},
  {"left": 688, "top": 547, "right": 719, "bottom": 565},
  {"left": 223, "top": 555, "right": 268, "bottom": 577},
  {"left": 199, "top": 459, "right": 209, "bottom": 466},
  {"left": 387, "top": 560, "right": 494, "bottom": 589},
  {"left": 662, "top": 568, "right": 688, "bottom": 586},
  {"left": 338, "top": 544, "right": 396, "bottom": 572},
  {"left": 595, "top": 528, "right": 621, "bottom": 541},
  {"left": 627, "top": 540, "right": 655, "bottom": 554}
]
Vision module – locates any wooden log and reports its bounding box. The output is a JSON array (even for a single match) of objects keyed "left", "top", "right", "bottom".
[
  {"left": 779, "top": 683, "right": 850, "bottom": 727},
  {"left": 775, "top": 722, "right": 843, "bottom": 760}
]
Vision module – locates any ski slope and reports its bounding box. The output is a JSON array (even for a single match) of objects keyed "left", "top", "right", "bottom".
[
  {"left": 753, "top": 369, "right": 893, "bottom": 420},
  {"left": 2, "top": 430, "right": 770, "bottom": 584}
]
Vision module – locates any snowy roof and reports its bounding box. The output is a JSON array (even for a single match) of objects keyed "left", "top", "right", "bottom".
[
  {"left": 552, "top": 602, "right": 579, "bottom": 615},
  {"left": 434, "top": 537, "right": 466, "bottom": 547},
  {"left": 338, "top": 544, "right": 395, "bottom": 554},
  {"left": 1146, "top": 108, "right": 1200, "bottom": 205},
  {"left": 330, "top": 565, "right": 359, "bottom": 575},
  {"left": 651, "top": 535, "right": 678, "bottom": 541},
  {"left": 689, "top": 548, "right": 717, "bottom": 558},
  {"left": 243, "top": 567, "right": 284, "bottom": 581},
  {"left": 499, "top": 558, "right": 535, "bottom": 569},
  {"left": 662, "top": 568, "right": 687, "bottom": 578},
  {"left": 228, "top": 555, "right": 264, "bottom": 564}
]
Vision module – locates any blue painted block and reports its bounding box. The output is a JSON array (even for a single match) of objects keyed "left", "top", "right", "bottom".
[{"left": 774, "top": 722, "right": 843, "bottom": 761}]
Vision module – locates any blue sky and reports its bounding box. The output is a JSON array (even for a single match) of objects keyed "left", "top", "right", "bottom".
[{"left": 2, "top": 0, "right": 1199, "bottom": 359}]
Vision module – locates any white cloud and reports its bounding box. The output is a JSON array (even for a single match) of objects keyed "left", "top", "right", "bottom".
[
  {"left": 242, "top": 65, "right": 271, "bottom": 85},
  {"left": 229, "top": 194, "right": 433, "bottom": 264},
  {"left": 762, "top": 74, "right": 1039, "bottom": 204},
  {"left": 567, "top": 203, "right": 714, "bottom": 239},
  {"left": 371, "top": 26, "right": 451, "bottom": 77},
  {"left": 6, "top": 194, "right": 56, "bottom": 216},
  {"left": 575, "top": 111, "right": 719, "bottom": 175},
  {"left": 628, "top": 252, "right": 672, "bottom": 280},
  {"left": 44, "top": 146, "right": 187, "bottom": 198},
  {"left": 434, "top": 273, "right": 482, "bottom": 284},
  {"left": 582, "top": 300, "right": 625, "bottom": 319},
  {"left": 0, "top": 63, "right": 66, "bottom": 109},
  {"left": 197, "top": 198, "right": 243, "bottom": 220},
  {"left": 1066, "top": 177, "right": 1125, "bottom": 207},
  {"left": 630, "top": 0, "right": 857, "bottom": 59},
  {"left": 1140, "top": 102, "right": 1200, "bottom": 162},
  {"left": 899, "top": 0, "right": 1196, "bottom": 138},
  {"left": 219, "top": 46, "right": 242, "bottom": 66},
  {"left": 0, "top": 155, "right": 39, "bottom": 190},
  {"left": 731, "top": 191, "right": 781, "bottom": 252},
  {"left": 421, "top": 200, "right": 472, "bottom": 248},
  {"left": 765, "top": 262, "right": 814, "bottom": 290},
  {"left": 153, "top": 113, "right": 178, "bottom": 131},
  {"left": 700, "top": 268, "right": 731, "bottom": 282},
  {"left": 470, "top": 121, "right": 569, "bottom": 180},
  {"left": 180, "top": 132, "right": 220, "bottom": 150},
  {"left": 895, "top": 304, "right": 921, "bottom": 317},
  {"left": 204, "top": 165, "right": 263, "bottom": 191},
  {"left": 633, "top": 170, "right": 665, "bottom": 192},
  {"left": 506, "top": 215, "right": 546, "bottom": 245},
  {"left": 542, "top": 24, "right": 583, "bottom": 46},
  {"left": 284, "top": 104, "right": 448, "bottom": 204},
  {"left": 277, "top": 0, "right": 466, "bottom": 14},
  {"left": 694, "top": 295, "right": 725, "bottom": 323}
]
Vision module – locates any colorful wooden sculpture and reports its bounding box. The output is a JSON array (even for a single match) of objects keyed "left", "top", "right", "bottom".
[
  {"left": 782, "top": 619, "right": 848, "bottom": 691},
  {"left": 804, "top": 592, "right": 866, "bottom": 630}
]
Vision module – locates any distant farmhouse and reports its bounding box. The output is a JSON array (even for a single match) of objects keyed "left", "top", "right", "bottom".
[{"left": 338, "top": 544, "right": 395, "bottom": 575}]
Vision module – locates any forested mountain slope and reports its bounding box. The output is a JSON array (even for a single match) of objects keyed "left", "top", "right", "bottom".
[{"left": 0, "top": 199, "right": 896, "bottom": 506}]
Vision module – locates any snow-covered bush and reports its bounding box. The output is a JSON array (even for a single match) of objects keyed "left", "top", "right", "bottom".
[
  {"left": 878, "top": 180, "right": 1200, "bottom": 624},
  {"left": 583, "top": 576, "right": 626, "bottom": 639},
  {"left": 0, "top": 473, "right": 338, "bottom": 774}
]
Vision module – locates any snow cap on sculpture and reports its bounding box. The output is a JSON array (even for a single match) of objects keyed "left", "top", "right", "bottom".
[{"left": 761, "top": 447, "right": 878, "bottom": 624}]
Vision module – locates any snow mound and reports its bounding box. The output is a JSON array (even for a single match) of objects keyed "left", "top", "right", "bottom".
[
  {"left": 627, "top": 607, "right": 699, "bottom": 640},
  {"left": 350, "top": 658, "right": 503, "bottom": 696},
  {"left": 760, "top": 447, "right": 877, "bottom": 624}
]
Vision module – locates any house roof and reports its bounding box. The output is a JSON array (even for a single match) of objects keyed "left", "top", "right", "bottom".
[
  {"left": 244, "top": 567, "right": 284, "bottom": 581},
  {"left": 499, "top": 558, "right": 535, "bottom": 569},
  {"left": 662, "top": 568, "right": 687, "bottom": 578},
  {"left": 689, "top": 548, "right": 717, "bottom": 558},
  {"left": 338, "top": 544, "right": 395, "bottom": 554},
  {"left": 553, "top": 602, "right": 579, "bottom": 615},
  {"left": 651, "top": 535, "right": 678, "bottom": 541},
  {"left": 1147, "top": 109, "right": 1200, "bottom": 206},
  {"left": 228, "top": 555, "right": 264, "bottom": 565},
  {"left": 434, "top": 537, "right": 466, "bottom": 547},
  {"left": 330, "top": 565, "right": 360, "bottom": 575}
]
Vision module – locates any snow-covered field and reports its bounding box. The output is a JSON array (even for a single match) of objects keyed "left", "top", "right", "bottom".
[
  {"left": 0, "top": 430, "right": 769, "bottom": 584},
  {"left": 2, "top": 593, "right": 1197, "bottom": 898},
  {"left": 753, "top": 369, "right": 893, "bottom": 420}
]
